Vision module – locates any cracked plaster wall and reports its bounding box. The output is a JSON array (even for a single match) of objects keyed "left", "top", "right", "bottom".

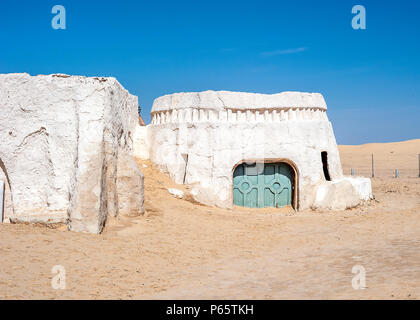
[{"left": 0, "top": 73, "right": 144, "bottom": 233}]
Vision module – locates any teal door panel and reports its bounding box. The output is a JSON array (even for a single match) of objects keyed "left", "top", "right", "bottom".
[
  {"left": 247, "top": 188, "right": 258, "bottom": 208},
  {"left": 264, "top": 188, "right": 275, "bottom": 207},
  {"left": 233, "top": 162, "right": 293, "bottom": 208},
  {"left": 233, "top": 188, "right": 244, "bottom": 206}
]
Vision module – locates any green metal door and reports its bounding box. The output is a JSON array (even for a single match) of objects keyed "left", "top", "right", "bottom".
[{"left": 233, "top": 162, "right": 293, "bottom": 208}]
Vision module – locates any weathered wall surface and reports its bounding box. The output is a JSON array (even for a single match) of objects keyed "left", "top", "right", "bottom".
[
  {"left": 0, "top": 73, "right": 144, "bottom": 233},
  {"left": 144, "top": 90, "right": 350, "bottom": 210},
  {"left": 133, "top": 125, "right": 150, "bottom": 160},
  {"left": 313, "top": 177, "right": 373, "bottom": 210}
]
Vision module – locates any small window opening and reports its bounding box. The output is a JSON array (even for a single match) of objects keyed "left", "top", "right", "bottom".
[{"left": 321, "top": 151, "right": 331, "bottom": 181}]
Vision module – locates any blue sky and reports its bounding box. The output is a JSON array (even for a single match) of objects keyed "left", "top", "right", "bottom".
[{"left": 1, "top": 0, "right": 419, "bottom": 144}]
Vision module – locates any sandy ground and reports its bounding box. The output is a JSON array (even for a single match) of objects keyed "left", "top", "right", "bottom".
[{"left": 0, "top": 140, "right": 419, "bottom": 299}]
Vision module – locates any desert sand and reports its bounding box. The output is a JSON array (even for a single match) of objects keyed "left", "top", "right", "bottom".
[{"left": 0, "top": 140, "right": 419, "bottom": 299}]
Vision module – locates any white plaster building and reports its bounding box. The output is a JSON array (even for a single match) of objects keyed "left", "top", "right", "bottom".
[
  {"left": 0, "top": 73, "right": 144, "bottom": 233},
  {"left": 136, "top": 90, "right": 372, "bottom": 210}
]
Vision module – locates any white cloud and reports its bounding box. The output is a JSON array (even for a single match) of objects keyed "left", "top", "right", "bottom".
[
  {"left": 261, "top": 47, "right": 307, "bottom": 56},
  {"left": 220, "top": 48, "right": 235, "bottom": 53}
]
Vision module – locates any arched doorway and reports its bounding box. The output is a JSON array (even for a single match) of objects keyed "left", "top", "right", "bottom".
[{"left": 233, "top": 161, "right": 297, "bottom": 209}]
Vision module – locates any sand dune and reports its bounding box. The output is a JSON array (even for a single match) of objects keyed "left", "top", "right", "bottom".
[{"left": 339, "top": 139, "right": 420, "bottom": 178}]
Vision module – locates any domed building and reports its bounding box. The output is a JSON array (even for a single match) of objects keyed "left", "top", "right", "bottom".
[{"left": 136, "top": 90, "right": 372, "bottom": 210}]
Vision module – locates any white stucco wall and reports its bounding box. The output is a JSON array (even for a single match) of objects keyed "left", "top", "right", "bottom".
[
  {"left": 0, "top": 73, "right": 144, "bottom": 233},
  {"left": 143, "top": 90, "right": 352, "bottom": 209},
  {"left": 313, "top": 177, "right": 373, "bottom": 210},
  {"left": 133, "top": 125, "right": 150, "bottom": 160}
]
